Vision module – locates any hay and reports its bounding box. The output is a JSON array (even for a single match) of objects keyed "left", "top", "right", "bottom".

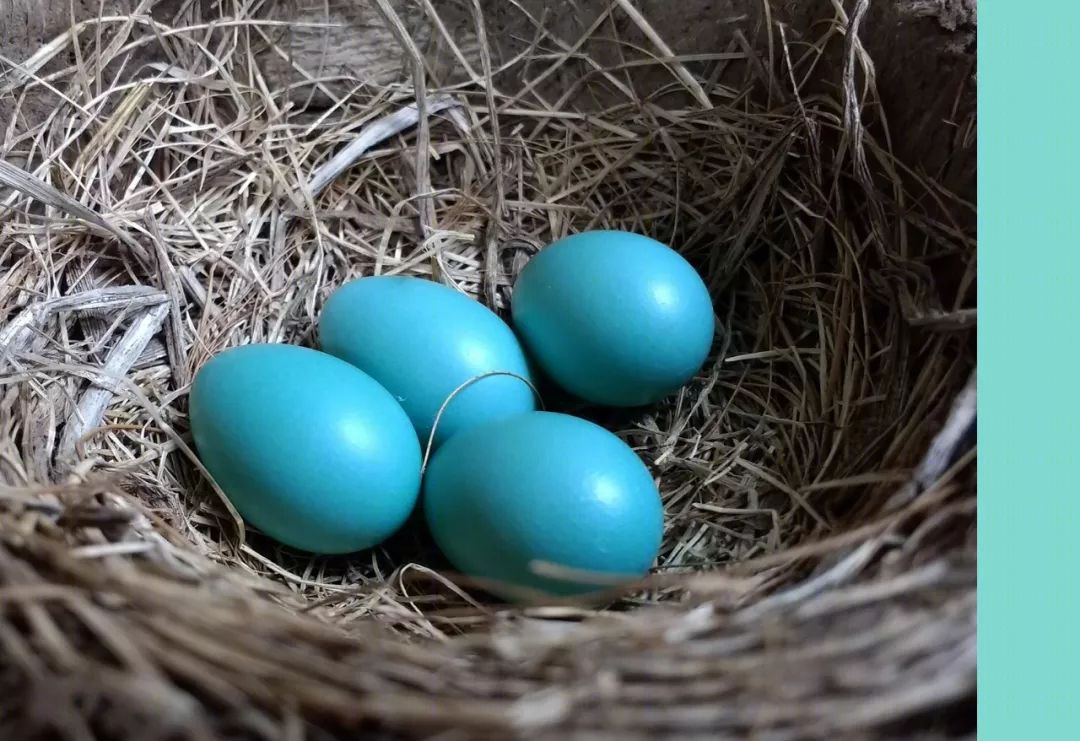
[{"left": 0, "top": 0, "right": 975, "bottom": 738}]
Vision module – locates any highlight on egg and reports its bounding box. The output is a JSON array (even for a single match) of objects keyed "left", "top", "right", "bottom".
[
  {"left": 423, "top": 411, "right": 664, "bottom": 599},
  {"left": 188, "top": 343, "right": 422, "bottom": 554},
  {"left": 511, "top": 230, "right": 715, "bottom": 407},
  {"left": 319, "top": 275, "right": 536, "bottom": 449}
]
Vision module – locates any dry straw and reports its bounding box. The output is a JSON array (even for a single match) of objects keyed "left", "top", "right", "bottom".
[{"left": 0, "top": 0, "right": 974, "bottom": 738}]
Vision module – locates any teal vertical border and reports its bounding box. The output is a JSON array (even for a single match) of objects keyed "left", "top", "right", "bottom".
[{"left": 981, "top": 1, "right": 1080, "bottom": 737}]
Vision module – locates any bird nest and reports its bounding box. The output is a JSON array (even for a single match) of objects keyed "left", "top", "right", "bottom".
[{"left": 0, "top": 1, "right": 975, "bottom": 738}]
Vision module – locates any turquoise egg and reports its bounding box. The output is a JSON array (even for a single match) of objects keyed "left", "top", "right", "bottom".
[
  {"left": 511, "top": 230, "right": 715, "bottom": 406},
  {"left": 189, "top": 344, "right": 421, "bottom": 554},
  {"left": 319, "top": 275, "right": 535, "bottom": 449},
  {"left": 423, "top": 411, "right": 664, "bottom": 599}
]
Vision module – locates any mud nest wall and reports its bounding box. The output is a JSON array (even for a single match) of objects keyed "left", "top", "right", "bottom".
[{"left": 0, "top": 1, "right": 975, "bottom": 738}]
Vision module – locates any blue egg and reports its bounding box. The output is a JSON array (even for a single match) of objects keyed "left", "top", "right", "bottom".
[
  {"left": 189, "top": 344, "right": 421, "bottom": 554},
  {"left": 511, "top": 230, "right": 714, "bottom": 406},
  {"left": 423, "top": 411, "right": 664, "bottom": 599},
  {"left": 319, "top": 275, "right": 536, "bottom": 449}
]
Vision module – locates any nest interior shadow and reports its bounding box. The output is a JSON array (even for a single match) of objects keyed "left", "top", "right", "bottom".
[{"left": 0, "top": 0, "right": 975, "bottom": 738}]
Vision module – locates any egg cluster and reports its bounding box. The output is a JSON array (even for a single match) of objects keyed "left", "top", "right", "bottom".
[{"left": 189, "top": 230, "right": 714, "bottom": 599}]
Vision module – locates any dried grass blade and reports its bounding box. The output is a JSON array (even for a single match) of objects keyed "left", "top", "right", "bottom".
[
  {"left": 0, "top": 159, "right": 123, "bottom": 240},
  {"left": 58, "top": 303, "right": 170, "bottom": 467},
  {"left": 612, "top": 0, "right": 711, "bottom": 108}
]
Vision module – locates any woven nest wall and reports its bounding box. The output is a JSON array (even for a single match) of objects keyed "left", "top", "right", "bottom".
[{"left": 0, "top": 1, "right": 976, "bottom": 738}]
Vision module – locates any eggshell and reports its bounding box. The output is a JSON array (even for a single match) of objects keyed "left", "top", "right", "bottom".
[
  {"left": 189, "top": 344, "right": 421, "bottom": 554},
  {"left": 423, "top": 411, "right": 664, "bottom": 598},
  {"left": 511, "top": 230, "right": 714, "bottom": 406},
  {"left": 319, "top": 275, "right": 536, "bottom": 449}
]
